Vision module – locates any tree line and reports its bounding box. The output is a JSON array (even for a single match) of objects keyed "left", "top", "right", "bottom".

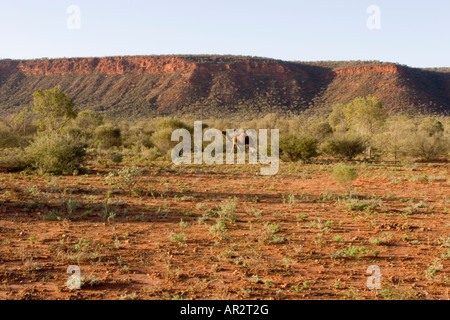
[{"left": 0, "top": 87, "right": 448, "bottom": 175}]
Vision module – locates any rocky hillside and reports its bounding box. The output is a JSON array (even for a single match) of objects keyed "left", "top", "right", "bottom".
[{"left": 0, "top": 55, "right": 448, "bottom": 118}]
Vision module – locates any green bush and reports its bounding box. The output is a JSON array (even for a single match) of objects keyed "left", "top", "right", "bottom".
[
  {"left": 0, "top": 148, "right": 29, "bottom": 172},
  {"left": 122, "top": 127, "right": 154, "bottom": 150},
  {"left": 148, "top": 118, "right": 193, "bottom": 156},
  {"left": 110, "top": 153, "right": 123, "bottom": 164},
  {"left": 306, "top": 121, "right": 333, "bottom": 142},
  {"left": 26, "top": 132, "right": 87, "bottom": 174},
  {"left": 321, "top": 135, "right": 365, "bottom": 160},
  {"left": 75, "top": 110, "right": 103, "bottom": 132},
  {"left": 64, "top": 126, "right": 85, "bottom": 140},
  {"left": 0, "top": 124, "right": 25, "bottom": 149},
  {"left": 150, "top": 127, "right": 176, "bottom": 156},
  {"left": 94, "top": 125, "right": 122, "bottom": 149},
  {"left": 153, "top": 117, "right": 192, "bottom": 132},
  {"left": 406, "top": 131, "right": 449, "bottom": 161},
  {"left": 142, "top": 147, "right": 161, "bottom": 160},
  {"left": 332, "top": 163, "right": 358, "bottom": 193},
  {"left": 279, "top": 134, "right": 319, "bottom": 163}
]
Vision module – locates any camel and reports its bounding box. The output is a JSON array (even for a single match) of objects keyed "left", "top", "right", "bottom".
[{"left": 222, "top": 130, "right": 251, "bottom": 154}]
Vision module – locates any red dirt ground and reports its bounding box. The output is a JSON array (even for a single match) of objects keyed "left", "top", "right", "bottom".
[{"left": 0, "top": 160, "right": 448, "bottom": 300}]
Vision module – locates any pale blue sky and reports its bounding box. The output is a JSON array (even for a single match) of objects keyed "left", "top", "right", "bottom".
[{"left": 0, "top": 0, "right": 448, "bottom": 67}]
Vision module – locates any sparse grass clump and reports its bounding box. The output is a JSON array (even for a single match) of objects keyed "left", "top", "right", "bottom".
[
  {"left": 370, "top": 233, "right": 395, "bottom": 246},
  {"left": 425, "top": 258, "right": 443, "bottom": 279},
  {"left": 217, "top": 198, "right": 238, "bottom": 222},
  {"left": 331, "top": 246, "right": 368, "bottom": 259},
  {"left": 42, "top": 209, "right": 64, "bottom": 221},
  {"left": 105, "top": 165, "right": 143, "bottom": 191},
  {"left": 209, "top": 220, "right": 228, "bottom": 240},
  {"left": 170, "top": 233, "right": 186, "bottom": 248},
  {"left": 261, "top": 221, "right": 285, "bottom": 243},
  {"left": 343, "top": 198, "right": 383, "bottom": 212}
]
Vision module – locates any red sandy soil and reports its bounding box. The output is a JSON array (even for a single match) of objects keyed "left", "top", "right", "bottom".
[{"left": 0, "top": 160, "right": 448, "bottom": 300}]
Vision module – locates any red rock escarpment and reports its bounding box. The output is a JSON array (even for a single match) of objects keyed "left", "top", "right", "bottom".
[
  {"left": 15, "top": 56, "right": 197, "bottom": 76},
  {"left": 0, "top": 56, "right": 448, "bottom": 116}
]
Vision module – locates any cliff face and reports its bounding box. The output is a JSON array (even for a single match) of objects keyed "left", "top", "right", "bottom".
[
  {"left": 0, "top": 56, "right": 448, "bottom": 117},
  {"left": 14, "top": 57, "right": 197, "bottom": 76},
  {"left": 329, "top": 64, "right": 403, "bottom": 77}
]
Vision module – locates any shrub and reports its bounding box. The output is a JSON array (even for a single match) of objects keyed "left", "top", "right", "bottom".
[
  {"left": 406, "top": 131, "right": 449, "bottom": 161},
  {"left": 332, "top": 163, "right": 358, "bottom": 193},
  {"left": 118, "top": 166, "right": 143, "bottom": 190},
  {"left": 64, "top": 126, "right": 85, "bottom": 140},
  {"left": 150, "top": 127, "right": 175, "bottom": 156},
  {"left": 305, "top": 120, "right": 333, "bottom": 142},
  {"left": 110, "top": 153, "right": 123, "bottom": 164},
  {"left": 0, "top": 148, "right": 29, "bottom": 172},
  {"left": 279, "top": 134, "right": 319, "bottom": 163},
  {"left": 149, "top": 118, "right": 193, "bottom": 155},
  {"left": 75, "top": 110, "right": 103, "bottom": 132},
  {"left": 0, "top": 124, "right": 25, "bottom": 149},
  {"left": 321, "top": 135, "right": 365, "bottom": 160},
  {"left": 142, "top": 147, "right": 161, "bottom": 160},
  {"left": 122, "top": 127, "right": 154, "bottom": 150},
  {"left": 94, "top": 125, "right": 122, "bottom": 149},
  {"left": 153, "top": 117, "right": 192, "bottom": 132},
  {"left": 25, "top": 132, "right": 87, "bottom": 174}
]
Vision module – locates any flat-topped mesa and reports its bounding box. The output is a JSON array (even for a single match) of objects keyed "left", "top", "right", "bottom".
[
  {"left": 14, "top": 56, "right": 198, "bottom": 76},
  {"left": 3, "top": 56, "right": 312, "bottom": 78},
  {"left": 0, "top": 56, "right": 448, "bottom": 116}
]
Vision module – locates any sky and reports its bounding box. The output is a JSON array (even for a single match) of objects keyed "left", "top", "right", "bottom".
[{"left": 0, "top": 0, "right": 448, "bottom": 67}]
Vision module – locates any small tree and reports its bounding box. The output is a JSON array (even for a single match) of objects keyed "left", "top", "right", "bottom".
[
  {"left": 10, "top": 106, "right": 37, "bottom": 137},
  {"left": 328, "top": 103, "right": 348, "bottom": 134},
  {"left": 342, "top": 95, "right": 388, "bottom": 158},
  {"left": 32, "top": 87, "right": 77, "bottom": 131},
  {"left": 418, "top": 117, "right": 444, "bottom": 136},
  {"left": 373, "top": 115, "right": 414, "bottom": 163}
]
